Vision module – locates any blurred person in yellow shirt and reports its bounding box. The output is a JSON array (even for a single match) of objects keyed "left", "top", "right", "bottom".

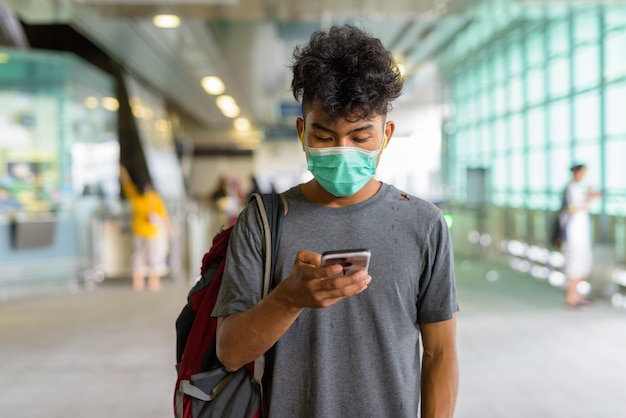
[{"left": 120, "top": 165, "right": 170, "bottom": 292}]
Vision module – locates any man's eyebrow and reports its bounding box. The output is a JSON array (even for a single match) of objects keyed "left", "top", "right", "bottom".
[{"left": 310, "top": 122, "right": 376, "bottom": 135}]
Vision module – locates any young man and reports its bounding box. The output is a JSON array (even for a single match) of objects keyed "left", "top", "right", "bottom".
[{"left": 214, "top": 24, "right": 459, "bottom": 417}]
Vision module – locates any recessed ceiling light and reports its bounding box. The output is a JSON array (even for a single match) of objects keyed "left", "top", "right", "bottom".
[
  {"left": 216, "top": 95, "right": 240, "bottom": 118},
  {"left": 201, "top": 76, "right": 225, "bottom": 95},
  {"left": 234, "top": 117, "right": 250, "bottom": 131},
  {"left": 153, "top": 14, "right": 180, "bottom": 28}
]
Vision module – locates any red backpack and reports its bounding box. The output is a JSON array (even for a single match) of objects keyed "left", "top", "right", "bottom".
[{"left": 174, "top": 193, "right": 285, "bottom": 418}]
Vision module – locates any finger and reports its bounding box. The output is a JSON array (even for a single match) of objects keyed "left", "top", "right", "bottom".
[{"left": 295, "top": 250, "right": 322, "bottom": 267}]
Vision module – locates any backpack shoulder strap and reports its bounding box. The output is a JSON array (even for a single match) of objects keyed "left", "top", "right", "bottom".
[
  {"left": 248, "top": 192, "right": 285, "bottom": 386},
  {"left": 248, "top": 192, "right": 286, "bottom": 298}
]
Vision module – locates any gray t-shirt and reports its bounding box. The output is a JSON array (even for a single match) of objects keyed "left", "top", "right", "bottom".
[{"left": 214, "top": 183, "right": 458, "bottom": 418}]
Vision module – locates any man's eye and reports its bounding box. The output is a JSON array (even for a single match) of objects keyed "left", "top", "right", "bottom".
[
  {"left": 316, "top": 136, "right": 333, "bottom": 142},
  {"left": 353, "top": 137, "right": 370, "bottom": 144}
]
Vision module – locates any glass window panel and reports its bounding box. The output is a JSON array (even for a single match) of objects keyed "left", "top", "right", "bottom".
[
  {"left": 548, "top": 99, "right": 571, "bottom": 144},
  {"left": 574, "top": 11, "right": 599, "bottom": 44},
  {"left": 466, "top": 127, "right": 477, "bottom": 158},
  {"left": 527, "top": 68, "right": 545, "bottom": 105},
  {"left": 549, "top": 145, "right": 572, "bottom": 190},
  {"left": 481, "top": 89, "right": 492, "bottom": 120},
  {"left": 510, "top": 113, "right": 524, "bottom": 150},
  {"left": 466, "top": 67, "right": 477, "bottom": 94},
  {"left": 528, "top": 149, "right": 548, "bottom": 191},
  {"left": 508, "top": 44, "right": 523, "bottom": 75},
  {"left": 484, "top": 58, "right": 495, "bottom": 87},
  {"left": 466, "top": 96, "right": 477, "bottom": 123},
  {"left": 508, "top": 76, "right": 523, "bottom": 111},
  {"left": 494, "top": 117, "right": 507, "bottom": 152},
  {"left": 605, "top": 138, "right": 626, "bottom": 193},
  {"left": 480, "top": 123, "right": 491, "bottom": 162},
  {"left": 573, "top": 90, "right": 600, "bottom": 140},
  {"left": 494, "top": 83, "right": 506, "bottom": 115},
  {"left": 510, "top": 192, "right": 524, "bottom": 208},
  {"left": 527, "top": 107, "right": 545, "bottom": 148},
  {"left": 605, "top": 6, "right": 626, "bottom": 30},
  {"left": 548, "top": 57, "right": 570, "bottom": 97},
  {"left": 456, "top": 130, "right": 471, "bottom": 157},
  {"left": 478, "top": 60, "right": 489, "bottom": 88},
  {"left": 492, "top": 191, "right": 507, "bottom": 206},
  {"left": 493, "top": 52, "right": 506, "bottom": 82},
  {"left": 493, "top": 154, "right": 508, "bottom": 190},
  {"left": 605, "top": 82, "right": 626, "bottom": 136},
  {"left": 604, "top": 30, "right": 626, "bottom": 81},
  {"left": 454, "top": 72, "right": 467, "bottom": 100},
  {"left": 573, "top": 143, "right": 601, "bottom": 189},
  {"left": 527, "top": 31, "right": 545, "bottom": 67},
  {"left": 548, "top": 19, "right": 569, "bottom": 57},
  {"left": 573, "top": 45, "right": 599, "bottom": 89},
  {"left": 510, "top": 153, "right": 525, "bottom": 190},
  {"left": 606, "top": 197, "right": 626, "bottom": 216},
  {"left": 528, "top": 194, "right": 547, "bottom": 210},
  {"left": 456, "top": 98, "right": 467, "bottom": 126}
]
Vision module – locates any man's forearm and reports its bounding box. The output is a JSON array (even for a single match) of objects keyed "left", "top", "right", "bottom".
[
  {"left": 420, "top": 349, "right": 459, "bottom": 418},
  {"left": 216, "top": 282, "right": 303, "bottom": 371}
]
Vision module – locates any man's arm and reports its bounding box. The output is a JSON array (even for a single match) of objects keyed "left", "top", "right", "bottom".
[
  {"left": 216, "top": 250, "right": 371, "bottom": 371},
  {"left": 420, "top": 314, "right": 459, "bottom": 418}
]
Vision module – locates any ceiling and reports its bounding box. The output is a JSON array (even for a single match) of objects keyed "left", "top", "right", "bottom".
[{"left": 4, "top": 0, "right": 477, "bottom": 149}]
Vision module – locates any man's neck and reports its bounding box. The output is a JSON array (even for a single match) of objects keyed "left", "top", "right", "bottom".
[{"left": 300, "top": 178, "right": 382, "bottom": 207}]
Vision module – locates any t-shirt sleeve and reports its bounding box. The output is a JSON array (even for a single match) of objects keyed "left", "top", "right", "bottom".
[
  {"left": 417, "top": 213, "right": 459, "bottom": 324},
  {"left": 212, "top": 201, "right": 265, "bottom": 318}
]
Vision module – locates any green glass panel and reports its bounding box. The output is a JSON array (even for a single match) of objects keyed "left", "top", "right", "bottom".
[
  {"left": 481, "top": 89, "right": 491, "bottom": 120},
  {"left": 527, "top": 68, "right": 545, "bottom": 105},
  {"left": 528, "top": 149, "right": 547, "bottom": 190},
  {"left": 549, "top": 145, "right": 572, "bottom": 189},
  {"left": 508, "top": 44, "right": 523, "bottom": 75},
  {"left": 604, "top": 6, "right": 626, "bottom": 30},
  {"left": 481, "top": 123, "right": 491, "bottom": 162},
  {"left": 548, "top": 57, "right": 570, "bottom": 97},
  {"left": 548, "top": 99, "right": 570, "bottom": 144},
  {"left": 605, "top": 82, "right": 626, "bottom": 136},
  {"left": 493, "top": 154, "right": 508, "bottom": 189},
  {"left": 510, "top": 153, "right": 525, "bottom": 191},
  {"left": 494, "top": 83, "right": 506, "bottom": 115},
  {"left": 548, "top": 19, "right": 569, "bottom": 57},
  {"left": 494, "top": 117, "right": 507, "bottom": 152},
  {"left": 573, "top": 90, "right": 600, "bottom": 140},
  {"left": 573, "top": 44, "right": 599, "bottom": 89},
  {"left": 527, "top": 107, "right": 545, "bottom": 148},
  {"left": 493, "top": 53, "right": 506, "bottom": 82},
  {"left": 510, "top": 113, "right": 524, "bottom": 150},
  {"left": 527, "top": 31, "right": 545, "bottom": 67},
  {"left": 508, "top": 76, "right": 523, "bottom": 112},
  {"left": 574, "top": 10, "right": 599, "bottom": 44},
  {"left": 604, "top": 30, "right": 626, "bottom": 81}
]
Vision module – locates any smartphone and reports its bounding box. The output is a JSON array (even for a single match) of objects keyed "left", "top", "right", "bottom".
[{"left": 321, "top": 248, "right": 371, "bottom": 279}]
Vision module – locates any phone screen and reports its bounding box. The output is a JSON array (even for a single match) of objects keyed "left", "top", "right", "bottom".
[{"left": 321, "top": 248, "right": 371, "bottom": 278}]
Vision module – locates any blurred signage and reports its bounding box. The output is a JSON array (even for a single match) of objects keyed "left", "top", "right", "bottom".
[{"left": 279, "top": 101, "right": 301, "bottom": 119}]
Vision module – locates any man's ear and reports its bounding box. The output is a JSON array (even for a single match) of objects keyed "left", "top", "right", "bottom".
[
  {"left": 296, "top": 118, "right": 305, "bottom": 151},
  {"left": 383, "top": 121, "right": 395, "bottom": 148}
]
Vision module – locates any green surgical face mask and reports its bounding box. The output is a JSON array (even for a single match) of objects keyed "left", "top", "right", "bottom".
[{"left": 305, "top": 140, "right": 385, "bottom": 197}]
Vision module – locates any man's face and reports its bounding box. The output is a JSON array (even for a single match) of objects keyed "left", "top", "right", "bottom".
[{"left": 297, "top": 102, "right": 393, "bottom": 162}]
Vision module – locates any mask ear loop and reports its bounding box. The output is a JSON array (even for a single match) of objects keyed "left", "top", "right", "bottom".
[
  {"left": 380, "top": 135, "right": 388, "bottom": 154},
  {"left": 299, "top": 131, "right": 305, "bottom": 151}
]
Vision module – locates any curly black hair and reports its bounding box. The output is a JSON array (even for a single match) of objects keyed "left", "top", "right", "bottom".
[{"left": 291, "top": 24, "right": 404, "bottom": 122}]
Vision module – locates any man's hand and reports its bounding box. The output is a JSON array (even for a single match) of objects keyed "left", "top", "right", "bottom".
[{"left": 277, "top": 250, "right": 372, "bottom": 309}]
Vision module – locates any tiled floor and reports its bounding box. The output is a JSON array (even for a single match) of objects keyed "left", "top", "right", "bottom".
[{"left": 1, "top": 257, "right": 625, "bottom": 418}]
